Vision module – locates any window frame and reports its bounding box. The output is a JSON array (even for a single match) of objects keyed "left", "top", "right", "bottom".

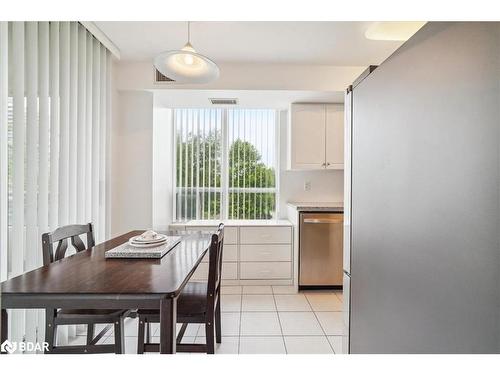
[{"left": 172, "top": 108, "right": 280, "bottom": 222}]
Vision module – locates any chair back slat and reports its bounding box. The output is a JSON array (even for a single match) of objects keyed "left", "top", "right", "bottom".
[
  {"left": 206, "top": 224, "right": 224, "bottom": 314},
  {"left": 54, "top": 239, "right": 69, "bottom": 262},
  {"left": 71, "top": 235, "right": 87, "bottom": 252},
  {"left": 42, "top": 223, "right": 95, "bottom": 266}
]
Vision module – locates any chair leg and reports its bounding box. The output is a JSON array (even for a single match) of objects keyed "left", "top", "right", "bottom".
[
  {"left": 113, "top": 317, "right": 125, "bottom": 354},
  {"left": 215, "top": 297, "right": 222, "bottom": 344},
  {"left": 137, "top": 316, "right": 145, "bottom": 354},
  {"left": 86, "top": 323, "right": 95, "bottom": 345},
  {"left": 44, "top": 309, "right": 56, "bottom": 353},
  {"left": 205, "top": 322, "right": 215, "bottom": 354}
]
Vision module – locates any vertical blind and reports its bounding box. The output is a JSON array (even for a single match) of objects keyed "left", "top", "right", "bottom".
[
  {"left": 175, "top": 109, "right": 223, "bottom": 221},
  {"left": 174, "top": 108, "right": 278, "bottom": 221},
  {"left": 0, "top": 21, "right": 112, "bottom": 351},
  {"left": 227, "top": 109, "right": 278, "bottom": 220}
]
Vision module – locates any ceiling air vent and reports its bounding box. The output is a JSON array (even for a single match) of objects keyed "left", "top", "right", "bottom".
[
  {"left": 154, "top": 68, "right": 175, "bottom": 83},
  {"left": 209, "top": 98, "right": 238, "bottom": 105}
]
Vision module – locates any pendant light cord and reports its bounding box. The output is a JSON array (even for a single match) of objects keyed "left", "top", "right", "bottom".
[{"left": 187, "top": 21, "right": 191, "bottom": 44}]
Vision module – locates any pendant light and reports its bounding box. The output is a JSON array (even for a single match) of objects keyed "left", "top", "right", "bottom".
[{"left": 153, "top": 22, "right": 220, "bottom": 84}]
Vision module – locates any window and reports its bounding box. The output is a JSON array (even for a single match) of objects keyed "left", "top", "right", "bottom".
[{"left": 174, "top": 108, "right": 278, "bottom": 221}]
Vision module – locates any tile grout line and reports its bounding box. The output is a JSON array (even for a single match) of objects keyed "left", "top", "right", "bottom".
[
  {"left": 272, "top": 288, "right": 287, "bottom": 354},
  {"left": 193, "top": 321, "right": 201, "bottom": 345},
  {"left": 333, "top": 291, "right": 343, "bottom": 304},
  {"left": 304, "top": 293, "right": 335, "bottom": 354},
  {"left": 238, "top": 292, "right": 242, "bottom": 354},
  {"left": 306, "top": 292, "right": 344, "bottom": 354},
  {"left": 305, "top": 294, "right": 331, "bottom": 350}
]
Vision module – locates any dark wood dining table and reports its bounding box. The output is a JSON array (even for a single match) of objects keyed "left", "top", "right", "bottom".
[{"left": 0, "top": 230, "right": 211, "bottom": 354}]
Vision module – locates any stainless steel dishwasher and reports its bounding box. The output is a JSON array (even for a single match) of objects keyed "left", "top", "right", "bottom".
[{"left": 299, "top": 212, "right": 344, "bottom": 287}]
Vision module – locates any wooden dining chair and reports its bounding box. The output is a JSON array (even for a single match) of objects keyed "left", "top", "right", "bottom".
[
  {"left": 136, "top": 224, "right": 224, "bottom": 354},
  {"left": 41, "top": 223, "right": 131, "bottom": 354}
]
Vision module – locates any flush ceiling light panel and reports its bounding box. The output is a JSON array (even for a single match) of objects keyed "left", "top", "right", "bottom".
[
  {"left": 154, "top": 22, "right": 220, "bottom": 84},
  {"left": 365, "top": 22, "right": 426, "bottom": 41}
]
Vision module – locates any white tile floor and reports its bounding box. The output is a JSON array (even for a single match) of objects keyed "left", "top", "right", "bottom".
[{"left": 69, "top": 286, "right": 345, "bottom": 354}]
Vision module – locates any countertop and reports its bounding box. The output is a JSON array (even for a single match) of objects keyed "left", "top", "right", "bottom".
[
  {"left": 170, "top": 219, "right": 293, "bottom": 227},
  {"left": 287, "top": 201, "right": 344, "bottom": 212}
]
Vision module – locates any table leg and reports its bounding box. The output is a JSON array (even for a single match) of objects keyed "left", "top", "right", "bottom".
[
  {"left": 1, "top": 309, "right": 7, "bottom": 351},
  {"left": 159, "top": 297, "right": 177, "bottom": 354}
]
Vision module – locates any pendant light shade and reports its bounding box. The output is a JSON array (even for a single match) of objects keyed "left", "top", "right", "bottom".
[{"left": 153, "top": 22, "right": 219, "bottom": 83}]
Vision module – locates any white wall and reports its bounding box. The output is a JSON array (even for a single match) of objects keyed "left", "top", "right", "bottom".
[
  {"left": 152, "top": 107, "right": 173, "bottom": 230},
  {"left": 115, "top": 62, "right": 364, "bottom": 92},
  {"left": 110, "top": 90, "right": 153, "bottom": 236},
  {"left": 278, "top": 110, "right": 343, "bottom": 218}
]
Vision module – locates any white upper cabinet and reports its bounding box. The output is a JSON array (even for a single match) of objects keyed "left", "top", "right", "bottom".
[
  {"left": 288, "top": 103, "right": 344, "bottom": 170},
  {"left": 288, "top": 104, "right": 326, "bottom": 169},
  {"left": 325, "top": 104, "right": 344, "bottom": 169}
]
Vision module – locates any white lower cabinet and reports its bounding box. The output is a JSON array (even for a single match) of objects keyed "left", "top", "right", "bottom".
[
  {"left": 222, "top": 262, "right": 238, "bottom": 280},
  {"left": 180, "top": 222, "right": 293, "bottom": 284},
  {"left": 240, "top": 262, "right": 292, "bottom": 280},
  {"left": 191, "top": 263, "right": 208, "bottom": 281},
  {"left": 224, "top": 227, "right": 239, "bottom": 244},
  {"left": 240, "top": 226, "right": 291, "bottom": 244},
  {"left": 223, "top": 244, "right": 238, "bottom": 261},
  {"left": 191, "top": 261, "right": 238, "bottom": 280},
  {"left": 240, "top": 244, "right": 291, "bottom": 262},
  {"left": 201, "top": 244, "right": 238, "bottom": 262}
]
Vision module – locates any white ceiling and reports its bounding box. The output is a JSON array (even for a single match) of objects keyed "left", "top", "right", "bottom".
[
  {"left": 153, "top": 89, "right": 344, "bottom": 109},
  {"left": 96, "top": 21, "right": 406, "bottom": 65}
]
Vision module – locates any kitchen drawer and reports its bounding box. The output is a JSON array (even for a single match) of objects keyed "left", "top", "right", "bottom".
[
  {"left": 191, "top": 263, "right": 208, "bottom": 281},
  {"left": 201, "top": 244, "right": 238, "bottom": 262},
  {"left": 186, "top": 226, "right": 238, "bottom": 245},
  {"left": 239, "top": 226, "right": 292, "bottom": 244},
  {"left": 224, "top": 227, "right": 238, "bottom": 244},
  {"left": 191, "top": 262, "right": 238, "bottom": 280},
  {"left": 222, "top": 262, "right": 238, "bottom": 279},
  {"left": 189, "top": 226, "right": 217, "bottom": 232},
  {"left": 169, "top": 224, "right": 186, "bottom": 231},
  {"left": 240, "top": 262, "right": 292, "bottom": 280},
  {"left": 223, "top": 244, "right": 238, "bottom": 261},
  {"left": 187, "top": 226, "right": 238, "bottom": 244},
  {"left": 240, "top": 244, "right": 291, "bottom": 262}
]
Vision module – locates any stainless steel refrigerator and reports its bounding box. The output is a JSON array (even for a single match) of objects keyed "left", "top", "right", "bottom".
[
  {"left": 342, "top": 65, "right": 376, "bottom": 354},
  {"left": 344, "top": 22, "right": 500, "bottom": 353}
]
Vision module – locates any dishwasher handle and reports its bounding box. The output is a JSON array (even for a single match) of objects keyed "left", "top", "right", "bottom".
[{"left": 303, "top": 218, "right": 343, "bottom": 224}]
